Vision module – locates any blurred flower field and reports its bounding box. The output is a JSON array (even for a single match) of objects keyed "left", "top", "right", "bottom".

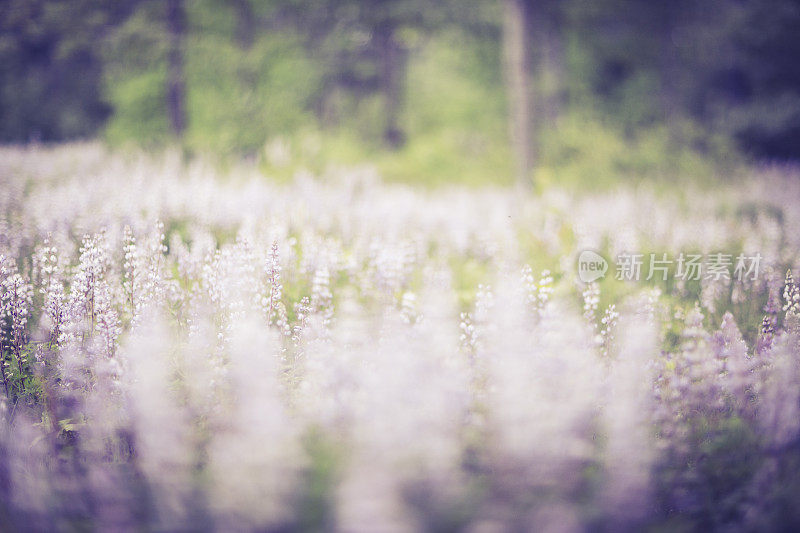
[{"left": 1, "top": 144, "right": 800, "bottom": 531}]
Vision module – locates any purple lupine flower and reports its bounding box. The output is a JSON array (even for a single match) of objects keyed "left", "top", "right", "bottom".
[
  {"left": 122, "top": 225, "right": 139, "bottom": 316},
  {"left": 93, "top": 282, "right": 121, "bottom": 360},
  {"left": 757, "top": 271, "right": 783, "bottom": 354},
  {"left": 264, "top": 241, "right": 286, "bottom": 330},
  {"left": 711, "top": 312, "right": 753, "bottom": 412},
  {"left": 62, "top": 233, "right": 112, "bottom": 348},
  {"left": 756, "top": 315, "right": 775, "bottom": 355},
  {"left": 42, "top": 278, "right": 66, "bottom": 345}
]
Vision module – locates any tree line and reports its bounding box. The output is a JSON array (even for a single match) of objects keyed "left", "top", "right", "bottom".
[{"left": 2, "top": 0, "right": 799, "bottom": 183}]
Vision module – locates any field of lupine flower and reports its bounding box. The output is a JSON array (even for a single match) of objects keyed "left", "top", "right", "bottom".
[{"left": 1, "top": 143, "right": 800, "bottom": 531}]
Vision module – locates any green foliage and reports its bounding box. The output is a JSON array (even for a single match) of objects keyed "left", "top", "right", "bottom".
[
  {"left": 293, "top": 428, "right": 341, "bottom": 532},
  {"left": 103, "top": 0, "right": 319, "bottom": 154},
  {"left": 102, "top": 2, "right": 171, "bottom": 147},
  {"left": 0, "top": 342, "right": 42, "bottom": 405},
  {"left": 655, "top": 414, "right": 762, "bottom": 530},
  {"left": 389, "top": 32, "right": 510, "bottom": 185},
  {"left": 248, "top": 29, "right": 515, "bottom": 187},
  {"left": 184, "top": 32, "right": 319, "bottom": 154},
  {"left": 534, "top": 112, "right": 736, "bottom": 191},
  {"left": 449, "top": 256, "right": 491, "bottom": 311},
  {"left": 316, "top": 31, "right": 514, "bottom": 187},
  {"left": 105, "top": 68, "right": 171, "bottom": 146}
]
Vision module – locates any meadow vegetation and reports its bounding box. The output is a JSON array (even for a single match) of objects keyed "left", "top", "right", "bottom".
[{"left": 1, "top": 145, "right": 799, "bottom": 530}]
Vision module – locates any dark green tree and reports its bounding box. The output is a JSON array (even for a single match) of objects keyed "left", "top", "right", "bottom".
[{"left": 0, "top": 0, "right": 139, "bottom": 142}]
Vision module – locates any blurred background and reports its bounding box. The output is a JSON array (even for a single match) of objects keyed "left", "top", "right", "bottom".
[{"left": 1, "top": 0, "right": 799, "bottom": 186}]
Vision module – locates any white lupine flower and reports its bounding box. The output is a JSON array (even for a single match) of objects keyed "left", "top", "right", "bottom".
[
  {"left": 61, "top": 233, "right": 111, "bottom": 347},
  {"left": 537, "top": 269, "right": 554, "bottom": 308},
  {"left": 260, "top": 240, "right": 287, "bottom": 332},
  {"left": 1, "top": 271, "right": 34, "bottom": 378},
  {"left": 783, "top": 269, "right": 800, "bottom": 316},
  {"left": 399, "top": 291, "right": 417, "bottom": 324},
  {"left": 458, "top": 311, "right": 477, "bottom": 353},
  {"left": 1, "top": 273, "right": 33, "bottom": 340},
  {"left": 42, "top": 278, "right": 66, "bottom": 343},
  {"left": 93, "top": 282, "right": 121, "bottom": 360},
  {"left": 521, "top": 264, "right": 537, "bottom": 306},
  {"left": 474, "top": 283, "right": 494, "bottom": 324},
  {"left": 32, "top": 234, "right": 61, "bottom": 288},
  {"left": 311, "top": 265, "right": 333, "bottom": 328},
  {"left": 582, "top": 281, "right": 600, "bottom": 325},
  {"left": 600, "top": 304, "right": 619, "bottom": 356},
  {"left": 292, "top": 296, "right": 311, "bottom": 346}
]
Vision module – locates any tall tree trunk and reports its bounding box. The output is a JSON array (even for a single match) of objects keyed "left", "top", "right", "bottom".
[
  {"left": 541, "top": 15, "right": 564, "bottom": 129},
  {"left": 233, "top": 0, "right": 255, "bottom": 50},
  {"left": 166, "top": 0, "right": 186, "bottom": 137},
  {"left": 659, "top": 4, "right": 685, "bottom": 149},
  {"left": 660, "top": 25, "right": 677, "bottom": 146},
  {"left": 504, "top": 0, "right": 534, "bottom": 188},
  {"left": 377, "top": 21, "right": 406, "bottom": 149}
]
